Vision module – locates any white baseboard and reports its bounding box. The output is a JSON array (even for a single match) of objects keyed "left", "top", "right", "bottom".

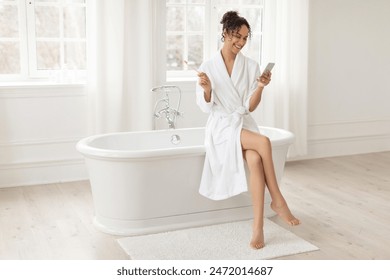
[
  {"left": 0, "top": 137, "right": 88, "bottom": 188},
  {"left": 305, "top": 134, "right": 390, "bottom": 160},
  {"left": 292, "top": 119, "right": 390, "bottom": 160},
  {"left": 0, "top": 158, "right": 88, "bottom": 188}
]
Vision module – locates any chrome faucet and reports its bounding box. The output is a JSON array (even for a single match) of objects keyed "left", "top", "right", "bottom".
[{"left": 151, "top": 85, "right": 182, "bottom": 129}]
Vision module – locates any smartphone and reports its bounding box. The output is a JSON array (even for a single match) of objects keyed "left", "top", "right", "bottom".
[{"left": 263, "top": 62, "right": 275, "bottom": 73}]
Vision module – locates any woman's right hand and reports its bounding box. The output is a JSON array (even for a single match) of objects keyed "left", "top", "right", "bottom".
[{"left": 198, "top": 72, "right": 211, "bottom": 94}]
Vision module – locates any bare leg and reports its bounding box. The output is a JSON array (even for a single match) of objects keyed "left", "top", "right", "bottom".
[
  {"left": 241, "top": 129, "right": 300, "bottom": 226},
  {"left": 244, "top": 150, "right": 266, "bottom": 249}
]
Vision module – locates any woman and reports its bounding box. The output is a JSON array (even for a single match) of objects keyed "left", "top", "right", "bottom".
[{"left": 196, "top": 11, "right": 300, "bottom": 250}]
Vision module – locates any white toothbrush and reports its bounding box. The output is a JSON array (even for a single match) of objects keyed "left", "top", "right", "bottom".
[{"left": 183, "top": 60, "right": 200, "bottom": 74}]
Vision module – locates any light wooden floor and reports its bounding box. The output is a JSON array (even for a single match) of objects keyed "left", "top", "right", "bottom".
[{"left": 1, "top": 152, "right": 389, "bottom": 260}]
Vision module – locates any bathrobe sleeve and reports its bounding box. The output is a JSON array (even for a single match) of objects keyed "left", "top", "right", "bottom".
[
  {"left": 196, "top": 64, "right": 214, "bottom": 113},
  {"left": 244, "top": 62, "right": 261, "bottom": 110}
]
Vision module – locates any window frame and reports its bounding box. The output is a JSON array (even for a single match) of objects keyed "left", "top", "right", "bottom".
[{"left": 166, "top": 0, "right": 264, "bottom": 81}]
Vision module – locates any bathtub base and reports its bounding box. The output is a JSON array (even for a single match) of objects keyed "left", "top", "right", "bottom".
[{"left": 93, "top": 204, "right": 273, "bottom": 236}]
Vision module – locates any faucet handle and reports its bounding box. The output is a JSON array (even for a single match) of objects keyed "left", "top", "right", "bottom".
[{"left": 171, "top": 109, "right": 183, "bottom": 117}]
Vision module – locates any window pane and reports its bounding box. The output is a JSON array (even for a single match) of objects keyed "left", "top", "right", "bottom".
[
  {"left": 0, "top": 5, "right": 19, "bottom": 37},
  {"left": 64, "top": 7, "right": 86, "bottom": 38},
  {"left": 241, "top": 8, "right": 262, "bottom": 33},
  {"left": 215, "top": 0, "right": 236, "bottom": 5},
  {"left": 187, "top": 6, "right": 204, "bottom": 32},
  {"left": 166, "top": 6, "right": 185, "bottom": 31},
  {"left": 243, "top": 35, "right": 261, "bottom": 62},
  {"left": 36, "top": 41, "right": 60, "bottom": 70},
  {"left": 241, "top": 0, "right": 263, "bottom": 4},
  {"left": 166, "top": 0, "right": 264, "bottom": 77},
  {"left": 188, "top": 0, "right": 205, "bottom": 4},
  {"left": 65, "top": 42, "right": 86, "bottom": 69},
  {"left": 187, "top": 35, "right": 202, "bottom": 69},
  {"left": 0, "top": 42, "right": 20, "bottom": 74},
  {"left": 166, "top": 0, "right": 186, "bottom": 4},
  {"left": 35, "top": 6, "right": 60, "bottom": 38},
  {"left": 166, "top": 35, "right": 184, "bottom": 70}
]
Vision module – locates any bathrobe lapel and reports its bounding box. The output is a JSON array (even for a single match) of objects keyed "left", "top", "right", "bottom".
[
  {"left": 231, "top": 52, "right": 252, "bottom": 105},
  {"left": 216, "top": 52, "right": 250, "bottom": 107},
  {"left": 213, "top": 52, "right": 243, "bottom": 111},
  {"left": 230, "top": 52, "right": 246, "bottom": 90}
]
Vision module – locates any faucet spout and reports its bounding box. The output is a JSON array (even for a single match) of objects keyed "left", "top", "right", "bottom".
[{"left": 151, "top": 85, "right": 182, "bottom": 130}]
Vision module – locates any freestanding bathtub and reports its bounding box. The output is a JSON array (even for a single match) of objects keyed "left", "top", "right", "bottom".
[{"left": 76, "top": 126, "right": 294, "bottom": 236}]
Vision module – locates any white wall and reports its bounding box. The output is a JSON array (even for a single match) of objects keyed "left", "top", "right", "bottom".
[
  {"left": 306, "top": 0, "right": 390, "bottom": 158},
  {"left": 1, "top": 0, "right": 390, "bottom": 188},
  {"left": 0, "top": 85, "right": 88, "bottom": 188}
]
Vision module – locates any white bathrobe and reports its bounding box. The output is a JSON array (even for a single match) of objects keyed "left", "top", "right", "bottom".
[{"left": 196, "top": 51, "right": 261, "bottom": 200}]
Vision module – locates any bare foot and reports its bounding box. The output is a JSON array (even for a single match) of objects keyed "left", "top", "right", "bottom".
[
  {"left": 250, "top": 228, "right": 265, "bottom": 250},
  {"left": 271, "top": 202, "right": 300, "bottom": 226}
]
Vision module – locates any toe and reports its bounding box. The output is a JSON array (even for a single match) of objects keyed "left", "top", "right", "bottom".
[
  {"left": 291, "top": 219, "right": 300, "bottom": 226},
  {"left": 251, "top": 243, "right": 265, "bottom": 250}
]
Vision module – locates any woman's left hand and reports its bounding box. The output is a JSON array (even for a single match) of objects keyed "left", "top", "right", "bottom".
[{"left": 257, "top": 71, "right": 272, "bottom": 88}]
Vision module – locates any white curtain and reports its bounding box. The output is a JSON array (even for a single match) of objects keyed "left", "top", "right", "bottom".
[
  {"left": 86, "top": 0, "right": 165, "bottom": 134},
  {"left": 256, "top": 0, "right": 309, "bottom": 157}
]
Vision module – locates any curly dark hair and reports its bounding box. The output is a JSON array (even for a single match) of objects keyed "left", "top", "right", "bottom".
[{"left": 220, "top": 11, "right": 251, "bottom": 42}]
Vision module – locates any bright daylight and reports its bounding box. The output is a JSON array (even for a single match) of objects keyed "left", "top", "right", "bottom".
[{"left": 0, "top": 0, "right": 389, "bottom": 279}]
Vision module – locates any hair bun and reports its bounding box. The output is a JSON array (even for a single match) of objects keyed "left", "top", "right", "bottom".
[
  {"left": 219, "top": 10, "right": 251, "bottom": 42},
  {"left": 220, "top": 11, "right": 239, "bottom": 25}
]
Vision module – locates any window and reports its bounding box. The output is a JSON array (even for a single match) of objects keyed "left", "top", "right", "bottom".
[
  {"left": 166, "top": 0, "right": 264, "bottom": 79},
  {"left": 0, "top": 0, "right": 86, "bottom": 82}
]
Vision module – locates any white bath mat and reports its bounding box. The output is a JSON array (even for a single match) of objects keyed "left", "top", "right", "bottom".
[{"left": 117, "top": 219, "right": 319, "bottom": 260}]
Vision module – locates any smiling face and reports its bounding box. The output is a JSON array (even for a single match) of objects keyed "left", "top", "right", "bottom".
[{"left": 223, "top": 25, "right": 249, "bottom": 55}]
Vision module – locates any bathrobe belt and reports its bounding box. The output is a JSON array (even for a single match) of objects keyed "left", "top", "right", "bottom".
[{"left": 206, "top": 106, "right": 249, "bottom": 175}]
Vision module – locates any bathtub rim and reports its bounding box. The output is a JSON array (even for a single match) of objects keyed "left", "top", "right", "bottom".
[{"left": 76, "top": 126, "right": 294, "bottom": 160}]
